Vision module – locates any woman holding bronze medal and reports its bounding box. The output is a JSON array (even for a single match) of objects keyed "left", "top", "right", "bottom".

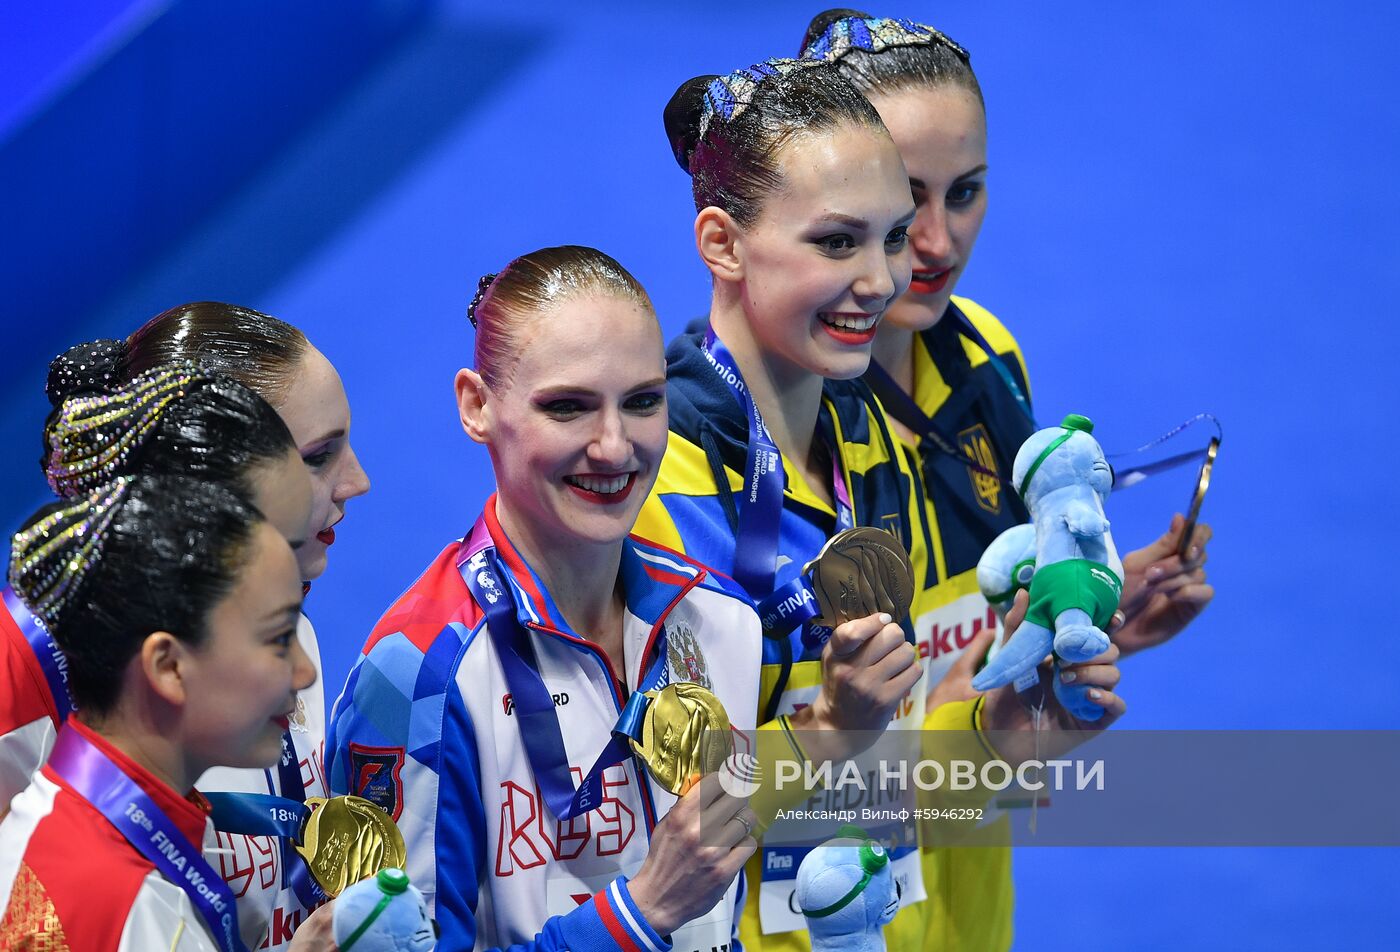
[
  {"left": 634, "top": 54, "right": 1129, "bottom": 951},
  {"left": 0, "top": 305, "right": 372, "bottom": 952},
  {"left": 796, "top": 11, "right": 1213, "bottom": 951},
  {"left": 328, "top": 246, "right": 762, "bottom": 951},
  {"left": 0, "top": 474, "right": 336, "bottom": 950},
  {"left": 633, "top": 57, "right": 946, "bottom": 950}
]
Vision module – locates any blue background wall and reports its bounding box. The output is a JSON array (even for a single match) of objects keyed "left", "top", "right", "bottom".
[{"left": 2, "top": 1, "right": 1396, "bottom": 946}]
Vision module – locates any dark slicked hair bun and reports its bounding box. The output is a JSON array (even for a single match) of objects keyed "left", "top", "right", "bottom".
[
  {"left": 46, "top": 339, "right": 125, "bottom": 407},
  {"left": 664, "top": 75, "right": 720, "bottom": 174}
]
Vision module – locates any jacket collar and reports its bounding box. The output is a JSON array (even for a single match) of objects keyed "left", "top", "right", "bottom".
[
  {"left": 56, "top": 719, "right": 210, "bottom": 846},
  {"left": 458, "top": 495, "right": 704, "bottom": 639}
]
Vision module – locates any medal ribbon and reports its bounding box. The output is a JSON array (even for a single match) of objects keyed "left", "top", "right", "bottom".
[
  {"left": 4, "top": 586, "right": 75, "bottom": 723},
  {"left": 201, "top": 732, "right": 325, "bottom": 907},
  {"left": 47, "top": 726, "right": 247, "bottom": 952},
  {"left": 701, "top": 328, "right": 786, "bottom": 599},
  {"left": 459, "top": 543, "right": 668, "bottom": 820},
  {"left": 703, "top": 328, "right": 854, "bottom": 639},
  {"left": 1108, "top": 413, "right": 1222, "bottom": 489}
]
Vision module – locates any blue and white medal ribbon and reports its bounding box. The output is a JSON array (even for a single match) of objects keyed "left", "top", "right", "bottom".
[
  {"left": 702, "top": 328, "right": 854, "bottom": 641},
  {"left": 460, "top": 545, "right": 668, "bottom": 820}
]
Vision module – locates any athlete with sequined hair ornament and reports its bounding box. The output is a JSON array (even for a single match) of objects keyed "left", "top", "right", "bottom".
[
  {"left": 0, "top": 475, "right": 336, "bottom": 951},
  {"left": 798, "top": 11, "right": 1212, "bottom": 950},
  {"left": 2, "top": 302, "right": 371, "bottom": 952},
  {"left": 329, "top": 245, "right": 761, "bottom": 951},
  {"left": 799, "top": 10, "right": 1214, "bottom": 687},
  {"left": 631, "top": 55, "right": 1127, "bottom": 951},
  {"left": 1, "top": 361, "right": 310, "bottom": 809}
]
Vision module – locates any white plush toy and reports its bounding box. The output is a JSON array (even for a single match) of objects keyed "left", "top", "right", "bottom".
[
  {"left": 332, "top": 868, "right": 436, "bottom": 952},
  {"left": 971, "top": 415, "right": 1122, "bottom": 719},
  {"left": 797, "top": 826, "right": 898, "bottom": 952}
]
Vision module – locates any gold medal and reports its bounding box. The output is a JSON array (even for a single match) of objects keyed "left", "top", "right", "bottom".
[
  {"left": 805, "top": 527, "right": 914, "bottom": 627},
  {"left": 629, "top": 682, "right": 732, "bottom": 794},
  {"left": 294, "top": 795, "right": 407, "bottom": 897}
]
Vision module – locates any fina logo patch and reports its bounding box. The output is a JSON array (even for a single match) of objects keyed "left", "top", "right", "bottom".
[
  {"left": 348, "top": 743, "right": 405, "bottom": 820},
  {"left": 958, "top": 423, "right": 1002, "bottom": 513}
]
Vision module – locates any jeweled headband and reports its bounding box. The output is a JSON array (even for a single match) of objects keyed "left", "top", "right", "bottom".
[
  {"left": 802, "top": 15, "right": 970, "bottom": 65},
  {"left": 9, "top": 477, "right": 132, "bottom": 630},
  {"left": 467, "top": 272, "right": 499, "bottom": 328},
  {"left": 44, "top": 362, "right": 206, "bottom": 498},
  {"left": 700, "top": 58, "right": 827, "bottom": 138}
]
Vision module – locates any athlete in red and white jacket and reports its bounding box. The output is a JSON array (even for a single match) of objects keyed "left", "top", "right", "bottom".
[{"left": 0, "top": 720, "right": 224, "bottom": 951}]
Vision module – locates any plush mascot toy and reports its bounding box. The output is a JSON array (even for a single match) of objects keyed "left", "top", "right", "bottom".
[
  {"left": 797, "top": 826, "right": 898, "bottom": 952},
  {"left": 971, "top": 415, "right": 1121, "bottom": 719},
  {"left": 976, "top": 523, "right": 1037, "bottom": 623},
  {"left": 332, "top": 868, "right": 437, "bottom": 952}
]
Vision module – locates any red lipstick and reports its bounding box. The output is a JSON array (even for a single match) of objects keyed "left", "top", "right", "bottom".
[{"left": 909, "top": 268, "right": 952, "bottom": 295}]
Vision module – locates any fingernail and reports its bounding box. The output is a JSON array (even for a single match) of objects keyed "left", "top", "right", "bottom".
[
  {"left": 879, "top": 613, "right": 893, "bottom": 624},
  {"left": 1147, "top": 566, "right": 1165, "bottom": 581},
  {"left": 1189, "top": 546, "right": 1201, "bottom": 560},
  {"left": 1089, "top": 689, "right": 1102, "bottom": 700},
  {"left": 1060, "top": 670, "right": 1077, "bottom": 683}
]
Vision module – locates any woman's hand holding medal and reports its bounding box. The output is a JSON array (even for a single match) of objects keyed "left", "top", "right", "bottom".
[
  {"left": 628, "top": 772, "right": 757, "bottom": 937},
  {"left": 808, "top": 612, "right": 923, "bottom": 733},
  {"left": 1111, "top": 513, "right": 1215, "bottom": 656}
]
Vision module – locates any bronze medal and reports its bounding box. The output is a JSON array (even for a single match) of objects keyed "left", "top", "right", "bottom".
[
  {"left": 804, "top": 527, "right": 914, "bottom": 627},
  {"left": 629, "top": 682, "right": 732, "bottom": 794},
  {"left": 294, "top": 795, "right": 407, "bottom": 897}
]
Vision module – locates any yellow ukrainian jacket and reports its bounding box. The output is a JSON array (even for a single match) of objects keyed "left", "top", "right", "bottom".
[
  {"left": 634, "top": 329, "right": 984, "bottom": 951},
  {"left": 900, "top": 296, "right": 1033, "bottom": 952}
]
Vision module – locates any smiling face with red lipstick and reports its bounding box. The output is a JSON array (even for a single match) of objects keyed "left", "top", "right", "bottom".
[
  {"left": 867, "top": 84, "right": 987, "bottom": 332},
  {"left": 456, "top": 285, "right": 668, "bottom": 562},
  {"left": 724, "top": 123, "right": 917, "bottom": 382}
]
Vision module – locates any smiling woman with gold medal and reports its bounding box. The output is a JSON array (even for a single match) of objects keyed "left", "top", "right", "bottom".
[{"left": 328, "top": 246, "right": 763, "bottom": 951}]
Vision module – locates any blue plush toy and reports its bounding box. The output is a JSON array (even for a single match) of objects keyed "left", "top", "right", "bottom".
[
  {"left": 976, "top": 521, "right": 1103, "bottom": 719},
  {"left": 332, "top": 868, "right": 436, "bottom": 952},
  {"left": 797, "top": 826, "right": 898, "bottom": 952},
  {"left": 976, "top": 523, "right": 1037, "bottom": 624},
  {"left": 971, "top": 415, "right": 1122, "bottom": 719}
]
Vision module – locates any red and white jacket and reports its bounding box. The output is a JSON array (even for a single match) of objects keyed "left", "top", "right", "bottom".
[
  {"left": 0, "top": 720, "right": 221, "bottom": 951},
  {"left": 0, "top": 594, "right": 326, "bottom": 952}
]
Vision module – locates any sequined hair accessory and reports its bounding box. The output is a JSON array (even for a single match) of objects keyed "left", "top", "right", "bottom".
[
  {"left": 45, "top": 339, "right": 125, "bottom": 407},
  {"left": 44, "top": 362, "right": 206, "bottom": 498},
  {"left": 700, "top": 58, "right": 827, "bottom": 137},
  {"left": 802, "top": 15, "right": 970, "bottom": 65},
  {"left": 9, "top": 477, "right": 132, "bottom": 631},
  {"left": 467, "top": 273, "right": 498, "bottom": 328}
]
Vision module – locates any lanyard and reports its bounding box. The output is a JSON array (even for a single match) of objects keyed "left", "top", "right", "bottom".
[
  {"left": 202, "top": 731, "right": 325, "bottom": 908},
  {"left": 4, "top": 586, "right": 75, "bottom": 723},
  {"left": 459, "top": 544, "right": 666, "bottom": 820},
  {"left": 863, "top": 304, "right": 1034, "bottom": 484},
  {"left": 48, "top": 727, "right": 246, "bottom": 952},
  {"left": 702, "top": 329, "right": 854, "bottom": 638}
]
